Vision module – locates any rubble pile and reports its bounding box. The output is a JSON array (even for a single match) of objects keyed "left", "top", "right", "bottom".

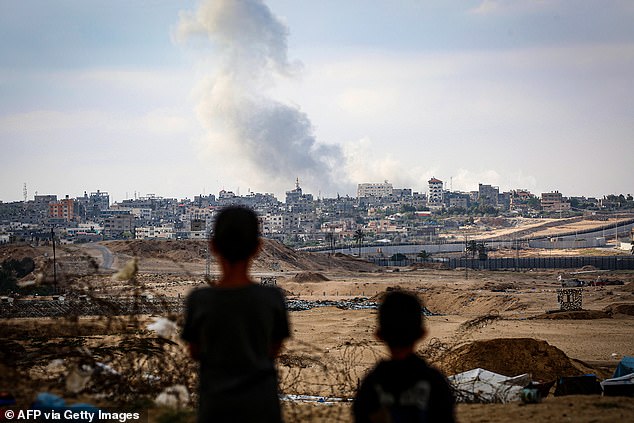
[
  {"left": 0, "top": 297, "right": 183, "bottom": 318},
  {"left": 0, "top": 295, "right": 436, "bottom": 317},
  {"left": 286, "top": 297, "right": 434, "bottom": 314}
]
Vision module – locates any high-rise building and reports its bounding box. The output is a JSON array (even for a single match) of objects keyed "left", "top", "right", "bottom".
[
  {"left": 49, "top": 195, "right": 75, "bottom": 222},
  {"left": 478, "top": 184, "right": 499, "bottom": 207},
  {"left": 358, "top": 181, "right": 393, "bottom": 198},
  {"left": 427, "top": 178, "right": 443, "bottom": 205}
]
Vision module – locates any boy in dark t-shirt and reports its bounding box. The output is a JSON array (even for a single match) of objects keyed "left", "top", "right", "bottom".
[
  {"left": 182, "top": 206, "right": 290, "bottom": 423},
  {"left": 353, "top": 291, "right": 455, "bottom": 423}
]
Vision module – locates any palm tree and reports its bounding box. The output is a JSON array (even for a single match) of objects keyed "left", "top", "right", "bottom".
[
  {"left": 353, "top": 229, "right": 365, "bottom": 257},
  {"left": 476, "top": 241, "right": 488, "bottom": 261},
  {"left": 466, "top": 240, "right": 478, "bottom": 259}
]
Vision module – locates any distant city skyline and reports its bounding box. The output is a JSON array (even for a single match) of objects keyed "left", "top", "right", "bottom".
[
  {"left": 6, "top": 178, "right": 629, "bottom": 206},
  {"left": 2, "top": 1, "right": 633, "bottom": 203}
]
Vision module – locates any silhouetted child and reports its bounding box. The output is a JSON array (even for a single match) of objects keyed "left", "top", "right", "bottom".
[
  {"left": 354, "top": 291, "right": 455, "bottom": 423},
  {"left": 182, "top": 206, "right": 290, "bottom": 423}
]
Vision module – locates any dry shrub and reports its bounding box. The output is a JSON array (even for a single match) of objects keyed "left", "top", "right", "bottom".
[
  {"left": 1, "top": 241, "right": 386, "bottom": 422},
  {"left": 0, "top": 244, "right": 199, "bottom": 410},
  {"left": 278, "top": 339, "right": 384, "bottom": 422},
  {"left": 458, "top": 311, "right": 501, "bottom": 332}
]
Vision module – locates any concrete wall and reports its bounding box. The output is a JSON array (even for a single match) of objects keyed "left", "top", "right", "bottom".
[{"left": 529, "top": 237, "right": 607, "bottom": 249}]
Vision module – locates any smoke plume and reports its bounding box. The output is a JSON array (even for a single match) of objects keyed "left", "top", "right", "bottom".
[{"left": 177, "top": 0, "right": 347, "bottom": 195}]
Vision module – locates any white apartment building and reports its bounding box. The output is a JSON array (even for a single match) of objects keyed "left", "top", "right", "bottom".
[
  {"left": 182, "top": 206, "right": 216, "bottom": 229},
  {"left": 262, "top": 213, "right": 285, "bottom": 234},
  {"left": 428, "top": 178, "right": 444, "bottom": 205},
  {"left": 109, "top": 205, "right": 152, "bottom": 220},
  {"left": 357, "top": 181, "right": 394, "bottom": 198},
  {"left": 135, "top": 225, "right": 175, "bottom": 239},
  {"left": 262, "top": 213, "right": 301, "bottom": 233}
]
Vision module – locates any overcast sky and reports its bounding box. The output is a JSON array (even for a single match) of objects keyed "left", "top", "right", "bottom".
[{"left": 1, "top": 0, "right": 633, "bottom": 203}]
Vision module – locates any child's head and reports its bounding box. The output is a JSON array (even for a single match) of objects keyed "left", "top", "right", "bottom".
[
  {"left": 377, "top": 290, "right": 425, "bottom": 349},
  {"left": 211, "top": 206, "right": 260, "bottom": 263}
]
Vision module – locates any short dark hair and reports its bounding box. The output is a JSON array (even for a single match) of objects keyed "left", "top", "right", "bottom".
[
  {"left": 211, "top": 206, "right": 260, "bottom": 263},
  {"left": 378, "top": 291, "right": 424, "bottom": 348}
]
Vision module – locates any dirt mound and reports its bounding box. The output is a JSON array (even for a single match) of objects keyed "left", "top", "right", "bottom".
[
  {"left": 483, "top": 281, "right": 516, "bottom": 291},
  {"left": 603, "top": 303, "right": 634, "bottom": 316},
  {"left": 0, "top": 244, "right": 41, "bottom": 262},
  {"left": 369, "top": 286, "right": 421, "bottom": 303},
  {"left": 104, "top": 240, "right": 207, "bottom": 262},
  {"left": 622, "top": 282, "right": 634, "bottom": 292},
  {"left": 435, "top": 338, "right": 583, "bottom": 381},
  {"left": 256, "top": 239, "right": 379, "bottom": 273},
  {"left": 423, "top": 290, "right": 524, "bottom": 315},
  {"left": 104, "top": 239, "right": 380, "bottom": 273},
  {"left": 533, "top": 310, "right": 611, "bottom": 320},
  {"left": 292, "top": 272, "right": 330, "bottom": 282}
]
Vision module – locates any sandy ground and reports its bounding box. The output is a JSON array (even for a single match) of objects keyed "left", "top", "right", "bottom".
[
  {"left": 2, "top": 240, "right": 634, "bottom": 422},
  {"left": 440, "top": 216, "right": 633, "bottom": 241},
  {"left": 276, "top": 270, "right": 634, "bottom": 422}
]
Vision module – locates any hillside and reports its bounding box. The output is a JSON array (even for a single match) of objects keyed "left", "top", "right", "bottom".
[{"left": 102, "top": 239, "right": 379, "bottom": 273}]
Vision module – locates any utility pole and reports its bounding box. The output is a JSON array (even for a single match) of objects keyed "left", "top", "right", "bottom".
[
  {"left": 515, "top": 237, "right": 520, "bottom": 272},
  {"left": 464, "top": 232, "right": 468, "bottom": 280},
  {"left": 205, "top": 228, "right": 211, "bottom": 282},
  {"left": 51, "top": 228, "right": 57, "bottom": 293}
]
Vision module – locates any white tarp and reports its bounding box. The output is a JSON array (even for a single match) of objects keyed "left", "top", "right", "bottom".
[
  {"left": 448, "top": 368, "right": 531, "bottom": 403},
  {"left": 280, "top": 394, "right": 351, "bottom": 405},
  {"left": 601, "top": 372, "right": 634, "bottom": 388},
  {"left": 601, "top": 372, "right": 634, "bottom": 397}
]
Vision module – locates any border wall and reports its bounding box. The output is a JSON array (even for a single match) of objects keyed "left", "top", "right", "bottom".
[{"left": 368, "top": 255, "right": 634, "bottom": 270}]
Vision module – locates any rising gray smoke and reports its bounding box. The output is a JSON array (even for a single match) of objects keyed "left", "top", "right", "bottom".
[{"left": 177, "top": 0, "right": 347, "bottom": 195}]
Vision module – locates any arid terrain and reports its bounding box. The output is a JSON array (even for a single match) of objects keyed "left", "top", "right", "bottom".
[{"left": 1, "top": 238, "right": 634, "bottom": 422}]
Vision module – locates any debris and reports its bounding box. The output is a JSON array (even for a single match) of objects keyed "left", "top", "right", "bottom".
[
  {"left": 280, "top": 394, "right": 351, "bottom": 404},
  {"left": 519, "top": 388, "right": 541, "bottom": 404},
  {"left": 16, "top": 279, "right": 37, "bottom": 288},
  {"left": 147, "top": 317, "right": 180, "bottom": 339},
  {"left": 154, "top": 385, "right": 189, "bottom": 408},
  {"left": 65, "top": 365, "right": 93, "bottom": 394},
  {"left": 448, "top": 368, "right": 531, "bottom": 403}
]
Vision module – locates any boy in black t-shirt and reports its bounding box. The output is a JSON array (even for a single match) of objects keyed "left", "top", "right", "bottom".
[
  {"left": 182, "top": 206, "right": 290, "bottom": 423},
  {"left": 353, "top": 291, "right": 455, "bottom": 423}
]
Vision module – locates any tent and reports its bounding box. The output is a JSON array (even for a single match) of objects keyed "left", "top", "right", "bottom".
[
  {"left": 448, "top": 368, "right": 531, "bottom": 403},
  {"left": 601, "top": 373, "right": 634, "bottom": 397},
  {"left": 614, "top": 356, "right": 634, "bottom": 378},
  {"left": 554, "top": 375, "right": 601, "bottom": 396}
]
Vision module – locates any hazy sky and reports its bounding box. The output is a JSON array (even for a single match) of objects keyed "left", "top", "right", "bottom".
[{"left": 1, "top": 0, "right": 633, "bottom": 203}]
